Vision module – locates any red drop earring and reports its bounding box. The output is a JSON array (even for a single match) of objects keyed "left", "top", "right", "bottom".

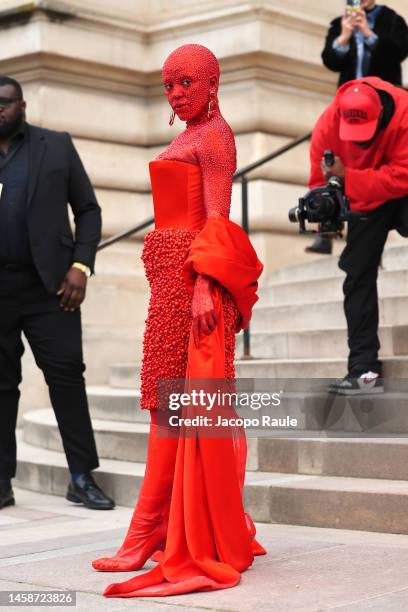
[
  {"left": 208, "top": 91, "right": 216, "bottom": 118},
  {"left": 169, "top": 110, "right": 176, "bottom": 126}
]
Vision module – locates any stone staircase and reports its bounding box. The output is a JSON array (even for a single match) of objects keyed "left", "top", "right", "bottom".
[{"left": 16, "top": 243, "right": 408, "bottom": 535}]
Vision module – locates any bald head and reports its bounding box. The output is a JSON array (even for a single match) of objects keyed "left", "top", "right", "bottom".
[
  {"left": 163, "top": 44, "right": 220, "bottom": 81},
  {"left": 162, "top": 44, "right": 220, "bottom": 124}
]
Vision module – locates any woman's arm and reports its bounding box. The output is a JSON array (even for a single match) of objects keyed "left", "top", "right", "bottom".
[
  {"left": 322, "top": 17, "right": 352, "bottom": 73},
  {"left": 196, "top": 123, "right": 236, "bottom": 217},
  {"left": 191, "top": 122, "right": 236, "bottom": 347}
]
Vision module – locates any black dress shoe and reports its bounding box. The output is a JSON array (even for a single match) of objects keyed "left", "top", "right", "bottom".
[
  {"left": 0, "top": 480, "right": 15, "bottom": 509},
  {"left": 305, "top": 235, "right": 333, "bottom": 255},
  {"left": 66, "top": 473, "right": 115, "bottom": 510}
]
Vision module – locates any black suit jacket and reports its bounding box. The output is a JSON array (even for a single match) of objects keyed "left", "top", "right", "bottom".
[
  {"left": 26, "top": 123, "right": 102, "bottom": 293},
  {"left": 322, "top": 6, "right": 408, "bottom": 87}
]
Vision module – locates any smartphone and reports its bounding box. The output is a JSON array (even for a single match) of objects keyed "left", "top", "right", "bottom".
[{"left": 346, "top": 0, "right": 361, "bottom": 16}]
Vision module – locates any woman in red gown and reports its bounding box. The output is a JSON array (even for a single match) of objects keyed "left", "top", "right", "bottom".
[{"left": 92, "top": 43, "right": 265, "bottom": 597}]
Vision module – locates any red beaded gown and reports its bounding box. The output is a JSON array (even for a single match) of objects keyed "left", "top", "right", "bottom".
[
  {"left": 141, "top": 160, "right": 239, "bottom": 407},
  {"left": 103, "top": 158, "right": 265, "bottom": 598}
]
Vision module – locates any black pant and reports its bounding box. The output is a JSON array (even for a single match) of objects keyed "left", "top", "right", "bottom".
[
  {"left": 0, "top": 266, "right": 99, "bottom": 479},
  {"left": 339, "top": 200, "right": 400, "bottom": 376}
]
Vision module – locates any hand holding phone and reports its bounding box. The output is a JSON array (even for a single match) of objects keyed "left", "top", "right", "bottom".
[
  {"left": 351, "top": 7, "right": 372, "bottom": 38},
  {"left": 339, "top": 13, "right": 355, "bottom": 45}
]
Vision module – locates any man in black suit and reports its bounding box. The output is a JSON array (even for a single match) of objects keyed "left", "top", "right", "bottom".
[
  {"left": 307, "top": 0, "right": 408, "bottom": 255},
  {"left": 0, "top": 76, "right": 114, "bottom": 510}
]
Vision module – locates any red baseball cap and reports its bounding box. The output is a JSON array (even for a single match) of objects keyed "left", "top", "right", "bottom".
[{"left": 338, "top": 83, "right": 382, "bottom": 141}]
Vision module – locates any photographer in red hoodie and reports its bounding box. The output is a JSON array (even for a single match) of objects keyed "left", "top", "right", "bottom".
[{"left": 309, "top": 77, "right": 408, "bottom": 394}]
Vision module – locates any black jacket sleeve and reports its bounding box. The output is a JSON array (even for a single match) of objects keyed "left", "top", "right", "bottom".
[
  {"left": 66, "top": 134, "right": 102, "bottom": 271},
  {"left": 375, "top": 12, "right": 408, "bottom": 64},
  {"left": 321, "top": 17, "right": 350, "bottom": 73}
]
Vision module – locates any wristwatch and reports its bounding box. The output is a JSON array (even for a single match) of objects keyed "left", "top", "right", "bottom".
[{"left": 72, "top": 262, "right": 91, "bottom": 277}]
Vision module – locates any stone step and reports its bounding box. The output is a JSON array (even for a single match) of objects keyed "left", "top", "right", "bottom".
[
  {"left": 273, "top": 391, "right": 408, "bottom": 434},
  {"left": 15, "top": 434, "right": 146, "bottom": 507},
  {"left": 109, "top": 363, "right": 142, "bottom": 389},
  {"left": 82, "top": 328, "right": 143, "bottom": 385},
  {"left": 23, "top": 400, "right": 408, "bottom": 479},
  {"left": 95, "top": 240, "right": 144, "bottom": 276},
  {"left": 382, "top": 244, "right": 408, "bottom": 272},
  {"left": 266, "top": 244, "right": 408, "bottom": 285},
  {"left": 254, "top": 437, "right": 408, "bottom": 480},
  {"left": 86, "top": 387, "right": 408, "bottom": 436},
  {"left": 87, "top": 385, "right": 147, "bottom": 422},
  {"left": 259, "top": 268, "right": 408, "bottom": 306},
  {"left": 110, "top": 356, "right": 408, "bottom": 387},
  {"left": 22, "top": 408, "right": 259, "bottom": 469},
  {"left": 236, "top": 325, "right": 408, "bottom": 359},
  {"left": 23, "top": 409, "right": 150, "bottom": 462},
  {"left": 235, "top": 356, "right": 408, "bottom": 379},
  {"left": 15, "top": 436, "right": 408, "bottom": 534},
  {"left": 71, "top": 241, "right": 147, "bottom": 386},
  {"left": 266, "top": 253, "right": 340, "bottom": 285},
  {"left": 251, "top": 294, "right": 408, "bottom": 332},
  {"left": 81, "top": 272, "right": 148, "bottom": 327},
  {"left": 244, "top": 471, "right": 408, "bottom": 534}
]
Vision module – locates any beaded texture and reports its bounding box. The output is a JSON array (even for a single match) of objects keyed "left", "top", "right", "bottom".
[{"left": 140, "top": 229, "right": 239, "bottom": 409}]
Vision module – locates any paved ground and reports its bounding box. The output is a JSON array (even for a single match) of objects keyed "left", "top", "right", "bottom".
[{"left": 1, "top": 487, "right": 408, "bottom": 611}]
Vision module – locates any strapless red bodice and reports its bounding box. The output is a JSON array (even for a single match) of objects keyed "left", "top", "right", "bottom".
[{"left": 149, "top": 160, "right": 207, "bottom": 231}]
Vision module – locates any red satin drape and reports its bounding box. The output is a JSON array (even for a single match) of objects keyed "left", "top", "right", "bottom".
[
  {"left": 104, "top": 218, "right": 265, "bottom": 598},
  {"left": 183, "top": 216, "right": 264, "bottom": 331}
]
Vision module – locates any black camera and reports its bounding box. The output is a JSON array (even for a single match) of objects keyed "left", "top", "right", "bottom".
[{"left": 289, "top": 150, "right": 361, "bottom": 235}]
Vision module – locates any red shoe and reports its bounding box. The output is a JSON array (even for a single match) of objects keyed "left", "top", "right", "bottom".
[
  {"left": 92, "top": 516, "right": 167, "bottom": 572},
  {"left": 92, "top": 419, "right": 178, "bottom": 572}
]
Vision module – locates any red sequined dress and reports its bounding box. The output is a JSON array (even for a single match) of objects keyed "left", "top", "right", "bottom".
[{"left": 140, "top": 159, "right": 238, "bottom": 410}]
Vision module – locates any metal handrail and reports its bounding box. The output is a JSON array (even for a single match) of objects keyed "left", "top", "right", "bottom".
[
  {"left": 96, "top": 131, "right": 312, "bottom": 357},
  {"left": 98, "top": 217, "right": 154, "bottom": 251},
  {"left": 235, "top": 132, "right": 312, "bottom": 358},
  {"left": 233, "top": 132, "right": 312, "bottom": 181},
  {"left": 97, "top": 132, "right": 312, "bottom": 252}
]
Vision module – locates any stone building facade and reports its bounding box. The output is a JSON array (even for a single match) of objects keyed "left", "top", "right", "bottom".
[{"left": 0, "top": 0, "right": 405, "bottom": 409}]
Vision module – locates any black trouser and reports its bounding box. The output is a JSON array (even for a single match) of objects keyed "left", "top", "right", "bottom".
[
  {"left": 339, "top": 200, "right": 400, "bottom": 376},
  {"left": 0, "top": 265, "right": 99, "bottom": 480}
]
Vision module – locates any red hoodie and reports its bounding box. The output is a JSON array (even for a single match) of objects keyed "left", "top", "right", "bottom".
[{"left": 309, "top": 77, "right": 408, "bottom": 211}]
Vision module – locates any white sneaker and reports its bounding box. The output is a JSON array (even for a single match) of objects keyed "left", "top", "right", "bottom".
[{"left": 328, "top": 371, "right": 384, "bottom": 395}]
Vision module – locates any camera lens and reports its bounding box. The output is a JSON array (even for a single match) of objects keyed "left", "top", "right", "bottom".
[
  {"left": 288, "top": 207, "right": 300, "bottom": 223},
  {"left": 308, "top": 195, "right": 336, "bottom": 221}
]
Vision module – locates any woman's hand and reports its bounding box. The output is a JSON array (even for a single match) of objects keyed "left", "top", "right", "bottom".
[
  {"left": 352, "top": 9, "right": 373, "bottom": 39},
  {"left": 338, "top": 14, "right": 354, "bottom": 46},
  {"left": 192, "top": 274, "right": 218, "bottom": 348}
]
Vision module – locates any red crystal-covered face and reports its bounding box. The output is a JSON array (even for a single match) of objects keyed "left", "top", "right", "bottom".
[{"left": 162, "top": 45, "right": 219, "bottom": 124}]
